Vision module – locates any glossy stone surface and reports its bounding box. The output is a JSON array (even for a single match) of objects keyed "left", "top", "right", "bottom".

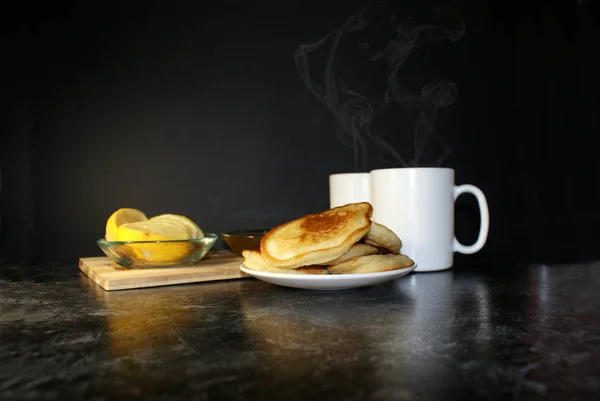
[{"left": 1, "top": 260, "right": 600, "bottom": 400}]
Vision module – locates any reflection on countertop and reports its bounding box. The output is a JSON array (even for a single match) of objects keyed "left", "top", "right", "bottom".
[{"left": 1, "top": 260, "right": 600, "bottom": 400}]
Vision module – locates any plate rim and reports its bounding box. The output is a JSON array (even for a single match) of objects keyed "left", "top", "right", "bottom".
[{"left": 239, "top": 263, "right": 417, "bottom": 280}]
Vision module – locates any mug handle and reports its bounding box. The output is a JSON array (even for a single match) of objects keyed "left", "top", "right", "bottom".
[{"left": 453, "top": 184, "right": 490, "bottom": 254}]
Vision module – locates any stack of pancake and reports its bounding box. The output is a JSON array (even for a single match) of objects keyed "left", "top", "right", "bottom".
[{"left": 242, "top": 202, "right": 415, "bottom": 274}]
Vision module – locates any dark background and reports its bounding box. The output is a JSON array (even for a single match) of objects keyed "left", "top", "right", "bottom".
[{"left": 1, "top": 0, "right": 598, "bottom": 265}]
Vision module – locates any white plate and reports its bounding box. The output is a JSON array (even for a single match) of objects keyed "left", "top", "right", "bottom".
[{"left": 240, "top": 264, "right": 417, "bottom": 290}]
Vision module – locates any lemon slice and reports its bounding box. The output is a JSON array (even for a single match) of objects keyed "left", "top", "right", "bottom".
[
  {"left": 105, "top": 208, "right": 148, "bottom": 241},
  {"left": 117, "top": 220, "right": 193, "bottom": 262},
  {"left": 118, "top": 220, "right": 189, "bottom": 241},
  {"left": 149, "top": 214, "right": 204, "bottom": 239}
]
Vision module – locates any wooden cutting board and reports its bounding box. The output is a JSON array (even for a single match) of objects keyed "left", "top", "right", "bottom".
[{"left": 79, "top": 250, "right": 250, "bottom": 291}]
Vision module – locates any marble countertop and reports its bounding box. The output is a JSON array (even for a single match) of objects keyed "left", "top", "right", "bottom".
[{"left": 1, "top": 259, "right": 599, "bottom": 400}]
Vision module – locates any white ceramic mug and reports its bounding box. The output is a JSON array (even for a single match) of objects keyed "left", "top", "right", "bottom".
[
  {"left": 329, "top": 173, "right": 371, "bottom": 209},
  {"left": 369, "top": 168, "right": 489, "bottom": 272}
]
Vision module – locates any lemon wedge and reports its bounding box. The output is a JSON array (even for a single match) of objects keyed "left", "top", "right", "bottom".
[
  {"left": 105, "top": 208, "right": 148, "bottom": 241},
  {"left": 149, "top": 214, "right": 204, "bottom": 239},
  {"left": 117, "top": 220, "right": 193, "bottom": 262}
]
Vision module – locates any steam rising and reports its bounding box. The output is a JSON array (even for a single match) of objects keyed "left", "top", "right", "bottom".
[{"left": 294, "top": 2, "right": 465, "bottom": 170}]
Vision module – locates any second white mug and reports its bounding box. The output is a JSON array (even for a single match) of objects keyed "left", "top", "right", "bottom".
[{"left": 329, "top": 173, "right": 371, "bottom": 209}]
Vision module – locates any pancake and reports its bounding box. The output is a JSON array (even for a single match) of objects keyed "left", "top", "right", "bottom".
[
  {"left": 242, "top": 250, "right": 329, "bottom": 275},
  {"left": 261, "top": 202, "right": 373, "bottom": 268},
  {"left": 362, "top": 221, "right": 402, "bottom": 253},
  {"left": 322, "top": 243, "right": 379, "bottom": 265},
  {"left": 327, "top": 254, "right": 414, "bottom": 274}
]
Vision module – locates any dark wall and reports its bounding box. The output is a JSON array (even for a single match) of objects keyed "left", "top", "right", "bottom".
[{"left": 1, "top": 0, "right": 598, "bottom": 265}]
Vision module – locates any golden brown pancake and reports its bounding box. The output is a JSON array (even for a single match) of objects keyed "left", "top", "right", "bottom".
[
  {"left": 323, "top": 243, "right": 379, "bottom": 265},
  {"left": 327, "top": 254, "right": 414, "bottom": 274},
  {"left": 260, "top": 202, "right": 373, "bottom": 268},
  {"left": 362, "top": 221, "right": 402, "bottom": 253},
  {"left": 242, "top": 250, "right": 329, "bottom": 275}
]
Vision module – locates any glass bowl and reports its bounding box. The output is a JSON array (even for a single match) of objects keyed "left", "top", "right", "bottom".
[
  {"left": 97, "top": 233, "right": 218, "bottom": 268},
  {"left": 221, "top": 229, "right": 269, "bottom": 256}
]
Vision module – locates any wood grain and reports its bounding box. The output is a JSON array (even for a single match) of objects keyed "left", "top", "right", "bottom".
[{"left": 79, "top": 250, "right": 250, "bottom": 291}]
